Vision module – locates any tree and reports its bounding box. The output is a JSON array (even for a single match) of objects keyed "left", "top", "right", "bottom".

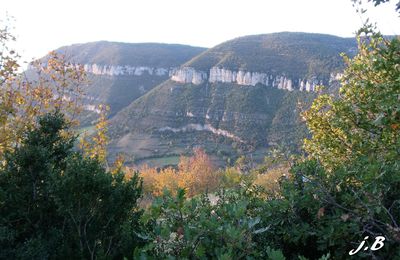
[
  {"left": 0, "top": 20, "right": 87, "bottom": 162},
  {"left": 1, "top": 18, "right": 114, "bottom": 170},
  {"left": 139, "top": 148, "right": 219, "bottom": 198},
  {"left": 178, "top": 148, "right": 218, "bottom": 196},
  {"left": 263, "top": 26, "right": 400, "bottom": 258},
  {"left": 138, "top": 187, "right": 271, "bottom": 259},
  {"left": 0, "top": 112, "right": 75, "bottom": 259},
  {"left": 0, "top": 112, "right": 144, "bottom": 259},
  {"left": 303, "top": 27, "right": 400, "bottom": 171},
  {"left": 79, "top": 104, "right": 110, "bottom": 164},
  {"left": 351, "top": 0, "right": 400, "bottom": 13}
]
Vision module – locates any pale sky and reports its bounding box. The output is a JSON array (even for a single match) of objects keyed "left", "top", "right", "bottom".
[{"left": 2, "top": 0, "right": 400, "bottom": 62}]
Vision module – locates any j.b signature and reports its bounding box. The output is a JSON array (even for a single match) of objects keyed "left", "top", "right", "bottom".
[{"left": 349, "top": 236, "right": 385, "bottom": 256}]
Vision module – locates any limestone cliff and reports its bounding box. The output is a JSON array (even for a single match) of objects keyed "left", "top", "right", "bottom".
[
  {"left": 170, "top": 67, "right": 208, "bottom": 85},
  {"left": 83, "top": 64, "right": 173, "bottom": 77},
  {"left": 170, "top": 66, "right": 332, "bottom": 92},
  {"left": 82, "top": 63, "right": 340, "bottom": 93}
]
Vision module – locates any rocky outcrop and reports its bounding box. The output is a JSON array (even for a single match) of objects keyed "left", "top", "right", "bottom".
[
  {"left": 209, "top": 67, "right": 270, "bottom": 87},
  {"left": 299, "top": 79, "right": 320, "bottom": 92},
  {"left": 82, "top": 63, "right": 339, "bottom": 92},
  {"left": 83, "top": 64, "right": 173, "bottom": 76},
  {"left": 329, "top": 72, "right": 343, "bottom": 83},
  {"left": 159, "top": 123, "right": 244, "bottom": 142},
  {"left": 171, "top": 66, "right": 326, "bottom": 91},
  {"left": 84, "top": 104, "right": 101, "bottom": 113},
  {"left": 209, "top": 67, "right": 297, "bottom": 90},
  {"left": 170, "top": 67, "right": 208, "bottom": 85}
]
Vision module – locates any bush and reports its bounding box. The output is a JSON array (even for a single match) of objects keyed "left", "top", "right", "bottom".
[
  {"left": 0, "top": 112, "right": 144, "bottom": 259},
  {"left": 137, "top": 186, "right": 272, "bottom": 259}
]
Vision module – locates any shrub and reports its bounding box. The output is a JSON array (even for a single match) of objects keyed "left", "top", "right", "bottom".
[{"left": 0, "top": 112, "right": 144, "bottom": 259}]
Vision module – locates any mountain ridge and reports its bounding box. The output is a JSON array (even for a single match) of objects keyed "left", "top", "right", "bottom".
[
  {"left": 54, "top": 41, "right": 206, "bottom": 67},
  {"left": 36, "top": 32, "right": 363, "bottom": 167},
  {"left": 105, "top": 32, "right": 359, "bottom": 166},
  {"left": 49, "top": 42, "right": 206, "bottom": 120}
]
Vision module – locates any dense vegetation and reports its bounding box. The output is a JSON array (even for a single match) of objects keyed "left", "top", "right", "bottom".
[
  {"left": 131, "top": 28, "right": 400, "bottom": 259},
  {"left": 54, "top": 41, "right": 206, "bottom": 67},
  {"left": 1, "top": 4, "right": 400, "bottom": 259},
  {"left": 185, "top": 32, "right": 356, "bottom": 79},
  {"left": 0, "top": 113, "right": 143, "bottom": 259},
  {"left": 108, "top": 79, "right": 313, "bottom": 167}
]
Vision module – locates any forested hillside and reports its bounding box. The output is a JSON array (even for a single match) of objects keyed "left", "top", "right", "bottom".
[
  {"left": 1, "top": 1, "right": 399, "bottom": 259},
  {"left": 108, "top": 32, "right": 356, "bottom": 166}
]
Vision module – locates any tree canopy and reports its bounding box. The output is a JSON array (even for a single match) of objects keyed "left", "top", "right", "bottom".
[{"left": 0, "top": 112, "right": 144, "bottom": 259}]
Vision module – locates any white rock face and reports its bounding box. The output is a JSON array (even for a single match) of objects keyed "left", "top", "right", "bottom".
[
  {"left": 186, "top": 111, "right": 195, "bottom": 117},
  {"left": 170, "top": 67, "right": 208, "bottom": 85},
  {"left": 211, "top": 69, "right": 318, "bottom": 92},
  {"left": 84, "top": 104, "right": 101, "bottom": 114},
  {"left": 275, "top": 76, "right": 293, "bottom": 91},
  {"left": 159, "top": 123, "right": 244, "bottom": 142},
  {"left": 82, "top": 63, "right": 325, "bottom": 92},
  {"left": 208, "top": 67, "right": 296, "bottom": 91},
  {"left": 305, "top": 81, "right": 313, "bottom": 92},
  {"left": 170, "top": 66, "right": 318, "bottom": 91},
  {"left": 83, "top": 64, "right": 172, "bottom": 77},
  {"left": 209, "top": 67, "right": 237, "bottom": 83},
  {"left": 329, "top": 72, "right": 343, "bottom": 83},
  {"left": 298, "top": 78, "right": 321, "bottom": 92}
]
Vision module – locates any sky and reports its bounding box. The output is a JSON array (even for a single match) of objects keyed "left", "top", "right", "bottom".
[{"left": 2, "top": 0, "right": 400, "bottom": 62}]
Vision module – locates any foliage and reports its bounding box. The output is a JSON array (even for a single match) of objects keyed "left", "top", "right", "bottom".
[
  {"left": 351, "top": 0, "right": 400, "bottom": 13},
  {"left": 219, "top": 166, "right": 243, "bottom": 189},
  {"left": 187, "top": 32, "right": 354, "bottom": 79},
  {"left": 253, "top": 166, "right": 289, "bottom": 197},
  {"left": 261, "top": 27, "right": 400, "bottom": 259},
  {"left": 0, "top": 112, "right": 144, "bottom": 259},
  {"left": 259, "top": 156, "right": 400, "bottom": 259},
  {"left": 0, "top": 20, "right": 120, "bottom": 171},
  {"left": 303, "top": 28, "right": 400, "bottom": 170},
  {"left": 139, "top": 148, "right": 219, "bottom": 197},
  {"left": 140, "top": 165, "right": 180, "bottom": 197},
  {"left": 0, "top": 17, "right": 19, "bottom": 85},
  {"left": 79, "top": 104, "right": 110, "bottom": 164},
  {"left": 131, "top": 25, "right": 400, "bottom": 259},
  {"left": 2, "top": 6, "right": 399, "bottom": 260},
  {"left": 135, "top": 181, "right": 340, "bottom": 259},
  {"left": 0, "top": 21, "right": 87, "bottom": 162},
  {"left": 178, "top": 148, "right": 219, "bottom": 196},
  {"left": 137, "top": 187, "right": 272, "bottom": 259}
]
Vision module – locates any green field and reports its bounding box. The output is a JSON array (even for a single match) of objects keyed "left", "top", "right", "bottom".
[{"left": 136, "top": 155, "right": 181, "bottom": 167}]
